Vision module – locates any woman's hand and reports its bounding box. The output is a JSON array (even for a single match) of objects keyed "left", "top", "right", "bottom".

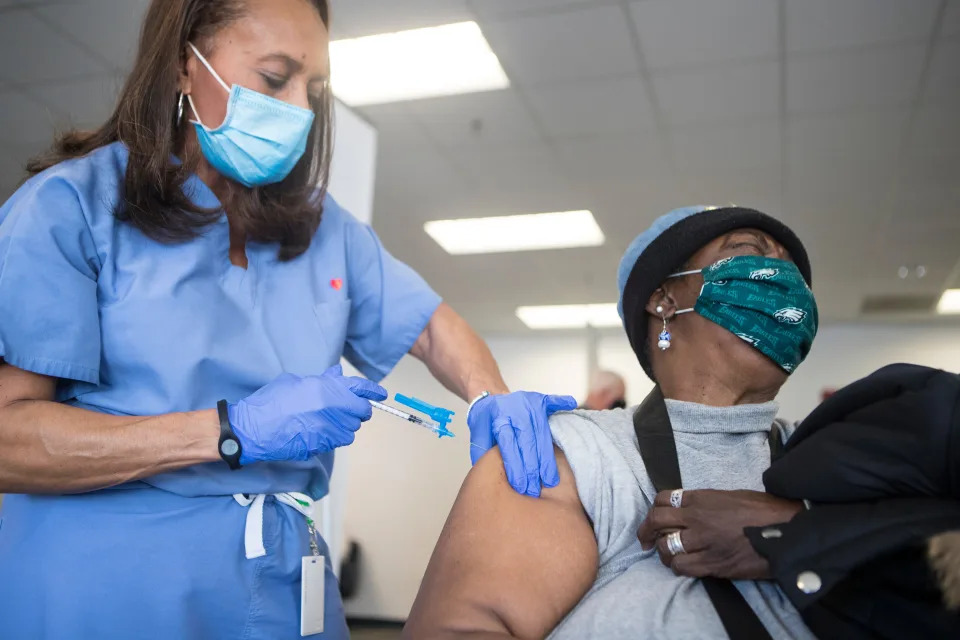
[
  {"left": 468, "top": 392, "right": 578, "bottom": 498},
  {"left": 228, "top": 364, "right": 387, "bottom": 465},
  {"left": 637, "top": 489, "right": 803, "bottom": 580}
]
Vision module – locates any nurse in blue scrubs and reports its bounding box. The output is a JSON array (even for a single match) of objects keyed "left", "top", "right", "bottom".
[{"left": 0, "top": 0, "right": 576, "bottom": 638}]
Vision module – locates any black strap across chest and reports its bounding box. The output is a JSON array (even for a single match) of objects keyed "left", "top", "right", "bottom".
[{"left": 633, "top": 387, "right": 779, "bottom": 640}]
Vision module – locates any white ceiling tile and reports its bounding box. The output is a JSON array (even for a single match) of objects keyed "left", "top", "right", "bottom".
[
  {"left": 552, "top": 132, "right": 668, "bottom": 185},
  {"left": 0, "top": 0, "right": 54, "bottom": 6},
  {"left": 909, "top": 105, "right": 960, "bottom": 155},
  {"left": 872, "top": 224, "right": 960, "bottom": 277},
  {"left": 786, "top": 0, "right": 940, "bottom": 53},
  {"left": 470, "top": 0, "right": 612, "bottom": 20},
  {"left": 923, "top": 38, "right": 960, "bottom": 105},
  {"left": 406, "top": 89, "right": 543, "bottom": 147},
  {"left": 26, "top": 74, "right": 123, "bottom": 129},
  {"left": 35, "top": 0, "right": 150, "bottom": 73},
  {"left": 654, "top": 60, "right": 779, "bottom": 125},
  {"left": 892, "top": 185, "right": 960, "bottom": 231},
  {"left": 0, "top": 8, "right": 108, "bottom": 82},
  {"left": 569, "top": 179, "right": 691, "bottom": 251},
  {"left": 357, "top": 102, "right": 433, "bottom": 149},
  {"left": 0, "top": 89, "right": 65, "bottom": 148},
  {"left": 329, "top": 0, "right": 473, "bottom": 38},
  {"left": 451, "top": 141, "right": 568, "bottom": 193},
  {"left": 676, "top": 168, "right": 783, "bottom": 211},
  {"left": 898, "top": 150, "right": 960, "bottom": 196},
  {"left": 945, "top": 0, "right": 960, "bottom": 37},
  {"left": 786, "top": 146, "right": 898, "bottom": 205},
  {"left": 480, "top": 5, "right": 639, "bottom": 86},
  {"left": 787, "top": 110, "right": 909, "bottom": 159},
  {"left": 670, "top": 119, "right": 781, "bottom": 173},
  {"left": 630, "top": 0, "right": 778, "bottom": 70},
  {"left": 525, "top": 76, "right": 656, "bottom": 137},
  {"left": 375, "top": 143, "right": 466, "bottom": 203},
  {"left": 787, "top": 45, "right": 926, "bottom": 114}
]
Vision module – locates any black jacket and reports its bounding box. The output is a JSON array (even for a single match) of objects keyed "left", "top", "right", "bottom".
[{"left": 745, "top": 363, "right": 960, "bottom": 639}]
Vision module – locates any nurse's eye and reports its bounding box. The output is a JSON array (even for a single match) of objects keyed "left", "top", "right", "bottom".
[{"left": 260, "top": 72, "right": 288, "bottom": 91}]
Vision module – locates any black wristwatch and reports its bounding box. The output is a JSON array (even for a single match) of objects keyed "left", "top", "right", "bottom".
[{"left": 217, "top": 400, "right": 243, "bottom": 470}]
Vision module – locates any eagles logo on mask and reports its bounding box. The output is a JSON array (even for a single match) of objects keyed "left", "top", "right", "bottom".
[{"left": 668, "top": 256, "right": 819, "bottom": 373}]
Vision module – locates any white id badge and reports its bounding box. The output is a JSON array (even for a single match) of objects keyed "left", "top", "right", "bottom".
[{"left": 301, "top": 556, "right": 325, "bottom": 636}]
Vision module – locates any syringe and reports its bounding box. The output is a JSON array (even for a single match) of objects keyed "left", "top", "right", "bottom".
[
  {"left": 370, "top": 400, "right": 443, "bottom": 436},
  {"left": 371, "top": 397, "right": 483, "bottom": 450},
  {"left": 370, "top": 400, "right": 433, "bottom": 431}
]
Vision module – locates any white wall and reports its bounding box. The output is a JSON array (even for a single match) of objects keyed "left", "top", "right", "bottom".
[
  {"left": 328, "top": 100, "right": 378, "bottom": 224},
  {"left": 340, "top": 321, "right": 960, "bottom": 620},
  {"left": 777, "top": 323, "right": 960, "bottom": 420}
]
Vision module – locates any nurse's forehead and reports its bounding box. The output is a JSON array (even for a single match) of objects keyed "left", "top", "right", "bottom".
[{"left": 213, "top": 1, "right": 329, "bottom": 66}]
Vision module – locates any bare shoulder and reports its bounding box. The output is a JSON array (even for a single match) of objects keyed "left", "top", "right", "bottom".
[{"left": 404, "top": 446, "right": 598, "bottom": 639}]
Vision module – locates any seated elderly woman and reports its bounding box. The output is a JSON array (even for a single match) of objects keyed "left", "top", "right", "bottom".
[{"left": 404, "top": 206, "right": 820, "bottom": 639}]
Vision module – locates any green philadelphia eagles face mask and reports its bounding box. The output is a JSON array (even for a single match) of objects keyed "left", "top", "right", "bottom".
[{"left": 668, "top": 255, "right": 819, "bottom": 373}]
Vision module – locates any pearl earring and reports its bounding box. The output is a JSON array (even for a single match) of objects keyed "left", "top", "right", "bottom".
[{"left": 656, "top": 305, "right": 672, "bottom": 351}]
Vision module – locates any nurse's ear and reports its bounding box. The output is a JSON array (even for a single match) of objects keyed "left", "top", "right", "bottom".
[{"left": 179, "top": 45, "right": 196, "bottom": 96}]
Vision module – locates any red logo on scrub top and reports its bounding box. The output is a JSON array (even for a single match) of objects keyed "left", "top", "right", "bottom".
[{"left": 330, "top": 279, "right": 343, "bottom": 291}]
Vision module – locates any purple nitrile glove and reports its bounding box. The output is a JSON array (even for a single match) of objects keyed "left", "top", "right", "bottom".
[
  {"left": 227, "top": 364, "right": 387, "bottom": 465},
  {"left": 467, "top": 391, "right": 578, "bottom": 497}
]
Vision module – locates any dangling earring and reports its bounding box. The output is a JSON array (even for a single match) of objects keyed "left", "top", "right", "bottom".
[
  {"left": 176, "top": 91, "right": 185, "bottom": 127},
  {"left": 656, "top": 305, "right": 672, "bottom": 351}
]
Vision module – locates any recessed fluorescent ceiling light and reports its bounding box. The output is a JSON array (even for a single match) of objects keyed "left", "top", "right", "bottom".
[
  {"left": 329, "top": 21, "right": 509, "bottom": 106},
  {"left": 516, "top": 304, "right": 622, "bottom": 330},
  {"left": 424, "top": 210, "right": 605, "bottom": 255},
  {"left": 937, "top": 289, "right": 960, "bottom": 314}
]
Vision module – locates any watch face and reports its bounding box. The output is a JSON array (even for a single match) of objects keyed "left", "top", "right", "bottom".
[{"left": 221, "top": 439, "right": 240, "bottom": 456}]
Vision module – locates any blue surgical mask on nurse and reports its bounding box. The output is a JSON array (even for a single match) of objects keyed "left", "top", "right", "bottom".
[{"left": 185, "top": 42, "right": 316, "bottom": 188}]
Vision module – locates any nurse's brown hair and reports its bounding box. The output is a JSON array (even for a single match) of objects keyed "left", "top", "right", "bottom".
[{"left": 27, "top": 0, "right": 332, "bottom": 262}]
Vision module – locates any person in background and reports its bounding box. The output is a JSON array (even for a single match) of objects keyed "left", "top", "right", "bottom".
[
  {"left": 581, "top": 369, "right": 627, "bottom": 410},
  {"left": 0, "top": 1, "right": 574, "bottom": 638},
  {"left": 405, "top": 206, "right": 819, "bottom": 639}
]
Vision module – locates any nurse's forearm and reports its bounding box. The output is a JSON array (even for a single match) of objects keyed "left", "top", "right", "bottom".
[
  {"left": 0, "top": 401, "right": 220, "bottom": 494},
  {"left": 411, "top": 303, "right": 509, "bottom": 401}
]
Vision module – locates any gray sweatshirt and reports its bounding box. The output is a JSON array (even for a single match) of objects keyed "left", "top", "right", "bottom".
[{"left": 547, "top": 401, "right": 815, "bottom": 640}]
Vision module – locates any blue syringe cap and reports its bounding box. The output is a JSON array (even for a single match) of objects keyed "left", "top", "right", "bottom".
[{"left": 394, "top": 394, "right": 456, "bottom": 435}]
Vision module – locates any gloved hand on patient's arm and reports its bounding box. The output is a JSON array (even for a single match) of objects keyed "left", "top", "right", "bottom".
[
  {"left": 468, "top": 391, "right": 578, "bottom": 498},
  {"left": 227, "top": 364, "right": 387, "bottom": 465}
]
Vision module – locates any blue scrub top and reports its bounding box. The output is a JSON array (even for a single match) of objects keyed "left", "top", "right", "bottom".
[
  {"left": 0, "top": 141, "right": 441, "bottom": 498},
  {"left": 0, "top": 142, "right": 442, "bottom": 638}
]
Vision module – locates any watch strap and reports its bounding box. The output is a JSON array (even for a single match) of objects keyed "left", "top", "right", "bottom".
[{"left": 217, "top": 400, "right": 243, "bottom": 471}]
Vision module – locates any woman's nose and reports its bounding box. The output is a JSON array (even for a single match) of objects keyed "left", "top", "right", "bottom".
[
  {"left": 291, "top": 92, "right": 311, "bottom": 111},
  {"left": 283, "top": 84, "right": 311, "bottom": 111}
]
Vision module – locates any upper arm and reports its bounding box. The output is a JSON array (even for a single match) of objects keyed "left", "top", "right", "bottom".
[
  {"left": 405, "top": 446, "right": 598, "bottom": 640},
  {"left": 0, "top": 176, "right": 102, "bottom": 386},
  {"left": 0, "top": 363, "right": 56, "bottom": 408},
  {"left": 339, "top": 207, "right": 441, "bottom": 381}
]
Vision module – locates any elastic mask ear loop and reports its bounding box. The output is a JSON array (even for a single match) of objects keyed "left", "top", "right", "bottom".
[
  {"left": 186, "top": 42, "right": 231, "bottom": 127},
  {"left": 668, "top": 267, "right": 704, "bottom": 278},
  {"left": 663, "top": 269, "right": 700, "bottom": 317},
  {"left": 188, "top": 42, "right": 231, "bottom": 93}
]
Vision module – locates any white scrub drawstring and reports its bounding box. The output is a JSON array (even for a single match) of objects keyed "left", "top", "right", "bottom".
[{"left": 233, "top": 492, "right": 316, "bottom": 560}]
